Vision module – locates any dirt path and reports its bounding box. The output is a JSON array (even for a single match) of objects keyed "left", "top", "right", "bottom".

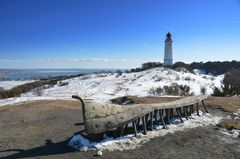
[{"left": 0, "top": 98, "right": 239, "bottom": 159}]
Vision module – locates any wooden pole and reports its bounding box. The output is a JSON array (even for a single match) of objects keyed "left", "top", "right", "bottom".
[
  {"left": 158, "top": 109, "right": 162, "bottom": 122},
  {"left": 201, "top": 100, "right": 209, "bottom": 113},
  {"left": 142, "top": 116, "right": 147, "bottom": 134},
  {"left": 137, "top": 118, "right": 140, "bottom": 128},
  {"left": 120, "top": 125, "right": 126, "bottom": 137},
  {"left": 170, "top": 108, "right": 174, "bottom": 119},
  {"left": 145, "top": 113, "right": 149, "bottom": 123},
  {"left": 132, "top": 121, "right": 137, "bottom": 137},
  {"left": 178, "top": 107, "right": 182, "bottom": 115},
  {"left": 150, "top": 112, "right": 154, "bottom": 131},
  {"left": 154, "top": 110, "right": 158, "bottom": 122},
  {"left": 190, "top": 104, "right": 194, "bottom": 114},
  {"left": 159, "top": 109, "right": 166, "bottom": 129},
  {"left": 196, "top": 103, "right": 200, "bottom": 116},
  {"left": 165, "top": 109, "right": 171, "bottom": 124},
  {"left": 176, "top": 108, "right": 184, "bottom": 123},
  {"left": 186, "top": 105, "right": 190, "bottom": 116},
  {"left": 183, "top": 106, "right": 188, "bottom": 120}
]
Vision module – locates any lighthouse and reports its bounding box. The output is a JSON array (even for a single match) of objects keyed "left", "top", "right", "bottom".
[{"left": 164, "top": 32, "right": 173, "bottom": 67}]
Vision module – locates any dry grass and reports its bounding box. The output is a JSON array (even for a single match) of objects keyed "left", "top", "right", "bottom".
[
  {"left": 217, "top": 119, "right": 240, "bottom": 130},
  {"left": 0, "top": 100, "right": 81, "bottom": 112},
  {"left": 205, "top": 96, "right": 240, "bottom": 113}
]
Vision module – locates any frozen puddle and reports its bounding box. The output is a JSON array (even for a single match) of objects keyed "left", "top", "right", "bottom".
[{"left": 68, "top": 111, "right": 222, "bottom": 151}]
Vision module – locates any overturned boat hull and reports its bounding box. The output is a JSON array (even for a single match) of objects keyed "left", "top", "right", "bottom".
[{"left": 72, "top": 95, "right": 209, "bottom": 135}]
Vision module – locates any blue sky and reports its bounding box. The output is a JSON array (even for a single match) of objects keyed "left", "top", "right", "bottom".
[{"left": 0, "top": 0, "right": 240, "bottom": 68}]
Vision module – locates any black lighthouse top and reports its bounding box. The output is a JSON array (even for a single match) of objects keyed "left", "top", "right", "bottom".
[
  {"left": 165, "top": 32, "right": 173, "bottom": 42},
  {"left": 166, "top": 32, "right": 172, "bottom": 38}
]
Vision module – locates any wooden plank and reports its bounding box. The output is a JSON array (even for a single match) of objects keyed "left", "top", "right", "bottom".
[
  {"left": 190, "top": 104, "right": 194, "bottom": 114},
  {"left": 183, "top": 106, "right": 188, "bottom": 120},
  {"left": 120, "top": 125, "right": 125, "bottom": 137},
  {"left": 132, "top": 121, "right": 137, "bottom": 137},
  {"left": 137, "top": 118, "right": 140, "bottom": 127},
  {"left": 178, "top": 107, "right": 182, "bottom": 115},
  {"left": 154, "top": 110, "right": 158, "bottom": 122},
  {"left": 150, "top": 112, "right": 154, "bottom": 130},
  {"left": 142, "top": 116, "right": 147, "bottom": 134},
  {"left": 165, "top": 109, "right": 171, "bottom": 124},
  {"left": 170, "top": 108, "right": 174, "bottom": 119},
  {"left": 158, "top": 109, "right": 162, "bottom": 122},
  {"left": 201, "top": 100, "right": 209, "bottom": 113},
  {"left": 196, "top": 103, "right": 200, "bottom": 116},
  {"left": 176, "top": 108, "right": 184, "bottom": 123},
  {"left": 159, "top": 109, "right": 166, "bottom": 129}
]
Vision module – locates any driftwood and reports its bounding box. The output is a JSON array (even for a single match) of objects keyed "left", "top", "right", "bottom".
[{"left": 72, "top": 95, "right": 209, "bottom": 135}]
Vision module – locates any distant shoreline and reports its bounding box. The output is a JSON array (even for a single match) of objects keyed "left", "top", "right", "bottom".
[{"left": 0, "top": 68, "right": 122, "bottom": 81}]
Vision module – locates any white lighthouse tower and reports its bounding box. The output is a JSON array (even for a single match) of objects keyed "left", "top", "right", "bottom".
[{"left": 164, "top": 32, "right": 173, "bottom": 67}]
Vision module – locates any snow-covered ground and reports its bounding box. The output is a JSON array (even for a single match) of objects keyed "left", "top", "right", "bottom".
[
  {"left": 0, "top": 80, "right": 34, "bottom": 90},
  {"left": 0, "top": 67, "right": 224, "bottom": 106},
  {"left": 68, "top": 111, "right": 222, "bottom": 151}
]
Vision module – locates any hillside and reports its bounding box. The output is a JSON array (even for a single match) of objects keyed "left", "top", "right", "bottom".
[
  {"left": 19, "top": 67, "right": 223, "bottom": 103},
  {"left": 0, "top": 67, "right": 223, "bottom": 106}
]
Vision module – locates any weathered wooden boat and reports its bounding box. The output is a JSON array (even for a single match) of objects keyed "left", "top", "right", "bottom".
[{"left": 72, "top": 95, "right": 209, "bottom": 137}]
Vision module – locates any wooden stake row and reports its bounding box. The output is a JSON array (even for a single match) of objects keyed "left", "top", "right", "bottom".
[{"left": 119, "top": 100, "right": 209, "bottom": 137}]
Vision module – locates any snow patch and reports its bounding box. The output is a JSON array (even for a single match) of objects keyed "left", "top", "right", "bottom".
[{"left": 0, "top": 80, "right": 34, "bottom": 90}]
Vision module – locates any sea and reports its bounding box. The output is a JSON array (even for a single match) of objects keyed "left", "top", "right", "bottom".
[{"left": 0, "top": 68, "right": 119, "bottom": 80}]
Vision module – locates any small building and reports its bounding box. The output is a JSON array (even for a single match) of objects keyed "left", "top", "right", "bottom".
[{"left": 164, "top": 32, "right": 173, "bottom": 67}]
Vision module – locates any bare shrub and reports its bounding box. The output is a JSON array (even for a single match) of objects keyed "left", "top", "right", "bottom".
[
  {"left": 80, "top": 76, "right": 90, "bottom": 80},
  {"left": 173, "top": 61, "right": 195, "bottom": 74},
  {"left": 164, "top": 83, "right": 192, "bottom": 96},
  {"left": 212, "top": 87, "right": 225, "bottom": 97},
  {"left": 200, "top": 86, "right": 207, "bottom": 95},
  {"left": 148, "top": 87, "right": 164, "bottom": 96},
  {"left": 175, "top": 76, "right": 180, "bottom": 81},
  {"left": 34, "top": 87, "right": 43, "bottom": 96},
  {"left": 210, "top": 77, "right": 215, "bottom": 81},
  {"left": 179, "top": 85, "right": 191, "bottom": 96},
  {"left": 141, "top": 62, "right": 162, "bottom": 70},
  {"left": 184, "top": 76, "right": 192, "bottom": 81},
  {"left": 164, "top": 84, "right": 179, "bottom": 96},
  {"left": 58, "top": 81, "right": 69, "bottom": 86}
]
